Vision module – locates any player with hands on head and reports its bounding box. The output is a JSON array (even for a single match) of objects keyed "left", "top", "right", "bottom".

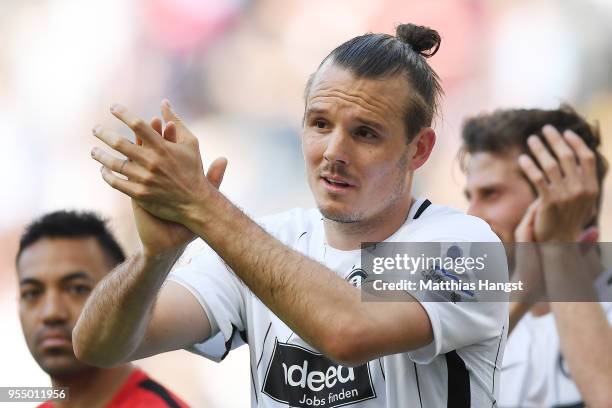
[
  {"left": 76, "top": 23, "right": 508, "bottom": 407},
  {"left": 462, "top": 106, "right": 611, "bottom": 408}
]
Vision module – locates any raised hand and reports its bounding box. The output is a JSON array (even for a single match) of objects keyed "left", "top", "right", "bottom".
[
  {"left": 91, "top": 100, "right": 227, "bottom": 255},
  {"left": 517, "top": 125, "right": 598, "bottom": 242}
]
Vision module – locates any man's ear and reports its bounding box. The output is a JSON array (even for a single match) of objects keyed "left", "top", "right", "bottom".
[{"left": 408, "top": 127, "right": 436, "bottom": 171}]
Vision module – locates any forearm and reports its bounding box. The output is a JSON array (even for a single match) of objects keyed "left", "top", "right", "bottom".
[
  {"left": 541, "top": 246, "right": 612, "bottom": 406},
  {"left": 73, "top": 249, "right": 181, "bottom": 367},
  {"left": 188, "top": 193, "right": 356, "bottom": 355}
]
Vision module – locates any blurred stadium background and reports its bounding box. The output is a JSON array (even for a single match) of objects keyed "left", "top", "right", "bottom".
[{"left": 1, "top": 0, "right": 611, "bottom": 406}]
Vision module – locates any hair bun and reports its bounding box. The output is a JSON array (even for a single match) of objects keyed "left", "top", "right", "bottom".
[{"left": 396, "top": 23, "right": 441, "bottom": 58}]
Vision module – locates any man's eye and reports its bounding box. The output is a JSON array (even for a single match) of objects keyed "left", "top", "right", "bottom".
[
  {"left": 21, "top": 289, "right": 41, "bottom": 301},
  {"left": 356, "top": 127, "right": 377, "bottom": 139},
  {"left": 315, "top": 120, "right": 327, "bottom": 129},
  {"left": 69, "top": 285, "right": 91, "bottom": 295},
  {"left": 482, "top": 190, "right": 499, "bottom": 200}
]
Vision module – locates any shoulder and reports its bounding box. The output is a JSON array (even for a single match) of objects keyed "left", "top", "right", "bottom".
[{"left": 402, "top": 203, "right": 500, "bottom": 243}]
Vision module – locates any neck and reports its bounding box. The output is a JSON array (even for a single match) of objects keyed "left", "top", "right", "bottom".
[
  {"left": 324, "top": 196, "right": 415, "bottom": 250},
  {"left": 52, "top": 364, "right": 133, "bottom": 408}
]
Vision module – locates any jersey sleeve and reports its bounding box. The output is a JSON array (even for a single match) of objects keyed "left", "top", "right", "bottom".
[
  {"left": 408, "top": 291, "right": 508, "bottom": 364},
  {"left": 166, "top": 240, "right": 247, "bottom": 362},
  {"left": 405, "top": 219, "right": 509, "bottom": 364}
]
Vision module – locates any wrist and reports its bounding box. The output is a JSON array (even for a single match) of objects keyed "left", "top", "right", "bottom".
[
  {"left": 141, "top": 244, "right": 186, "bottom": 267},
  {"left": 183, "top": 187, "right": 224, "bottom": 234}
]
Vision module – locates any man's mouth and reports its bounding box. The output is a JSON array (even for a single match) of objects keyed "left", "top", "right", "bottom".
[
  {"left": 37, "top": 329, "right": 73, "bottom": 351},
  {"left": 40, "top": 337, "right": 72, "bottom": 349},
  {"left": 320, "top": 175, "right": 356, "bottom": 192},
  {"left": 323, "top": 177, "right": 349, "bottom": 186}
]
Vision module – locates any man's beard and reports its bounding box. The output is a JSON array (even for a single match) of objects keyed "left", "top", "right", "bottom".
[
  {"left": 319, "top": 207, "right": 362, "bottom": 223},
  {"left": 317, "top": 151, "right": 409, "bottom": 225}
]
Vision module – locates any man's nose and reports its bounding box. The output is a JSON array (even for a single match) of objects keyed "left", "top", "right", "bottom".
[
  {"left": 467, "top": 200, "right": 484, "bottom": 220},
  {"left": 323, "top": 129, "right": 351, "bottom": 165},
  {"left": 41, "top": 291, "right": 68, "bottom": 325},
  {"left": 467, "top": 201, "right": 493, "bottom": 227}
]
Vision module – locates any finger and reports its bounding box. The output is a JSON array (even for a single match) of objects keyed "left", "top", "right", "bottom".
[
  {"left": 541, "top": 125, "right": 579, "bottom": 181},
  {"left": 515, "top": 199, "right": 539, "bottom": 242},
  {"left": 563, "top": 130, "right": 598, "bottom": 187},
  {"left": 206, "top": 157, "right": 228, "bottom": 189},
  {"left": 518, "top": 154, "right": 550, "bottom": 199},
  {"left": 524, "top": 200, "right": 539, "bottom": 238},
  {"left": 100, "top": 166, "right": 141, "bottom": 198},
  {"left": 160, "top": 99, "right": 192, "bottom": 143},
  {"left": 160, "top": 99, "right": 183, "bottom": 126},
  {"left": 91, "top": 148, "right": 146, "bottom": 181},
  {"left": 92, "top": 125, "right": 144, "bottom": 161},
  {"left": 578, "top": 226, "right": 599, "bottom": 259},
  {"left": 524, "top": 199, "right": 539, "bottom": 223},
  {"left": 141, "top": 117, "right": 162, "bottom": 147},
  {"left": 164, "top": 121, "right": 177, "bottom": 143},
  {"left": 527, "top": 135, "right": 562, "bottom": 185},
  {"left": 150, "top": 117, "right": 162, "bottom": 135},
  {"left": 110, "top": 103, "right": 162, "bottom": 146}
]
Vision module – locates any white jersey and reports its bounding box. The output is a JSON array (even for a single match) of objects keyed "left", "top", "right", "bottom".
[
  {"left": 499, "top": 271, "right": 612, "bottom": 408},
  {"left": 168, "top": 199, "right": 508, "bottom": 407}
]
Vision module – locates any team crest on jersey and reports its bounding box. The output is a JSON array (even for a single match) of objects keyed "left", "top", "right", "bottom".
[
  {"left": 262, "top": 340, "right": 376, "bottom": 407},
  {"left": 346, "top": 268, "right": 368, "bottom": 288}
]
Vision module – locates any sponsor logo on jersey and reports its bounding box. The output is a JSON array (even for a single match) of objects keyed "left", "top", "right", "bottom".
[{"left": 262, "top": 340, "right": 376, "bottom": 407}]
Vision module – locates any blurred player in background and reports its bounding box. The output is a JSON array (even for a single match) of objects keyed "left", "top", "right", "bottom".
[
  {"left": 74, "top": 23, "right": 508, "bottom": 407},
  {"left": 461, "top": 106, "right": 612, "bottom": 407},
  {"left": 16, "top": 211, "right": 189, "bottom": 407}
]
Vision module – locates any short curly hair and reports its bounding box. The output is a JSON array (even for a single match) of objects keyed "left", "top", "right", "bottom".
[
  {"left": 16, "top": 210, "right": 125, "bottom": 267},
  {"left": 460, "top": 104, "right": 608, "bottom": 225}
]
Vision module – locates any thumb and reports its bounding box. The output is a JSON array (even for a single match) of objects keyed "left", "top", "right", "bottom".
[
  {"left": 515, "top": 200, "right": 539, "bottom": 242},
  {"left": 578, "top": 226, "right": 599, "bottom": 256},
  {"left": 578, "top": 226, "right": 599, "bottom": 244},
  {"left": 206, "top": 157, "right": 228, "bottom": 189}
]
